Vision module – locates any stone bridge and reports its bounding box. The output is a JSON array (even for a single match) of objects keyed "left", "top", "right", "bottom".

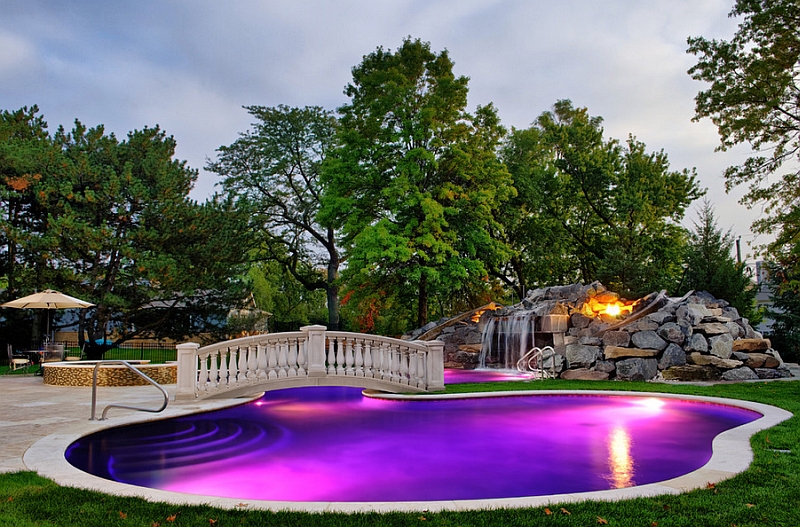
[{"left": 175, "top": 325, "right": 445, "bottom": 400}]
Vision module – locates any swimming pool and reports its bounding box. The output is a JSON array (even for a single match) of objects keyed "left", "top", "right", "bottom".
[{"left": 65, "top": 386, "right": 761, "bottom": 503}]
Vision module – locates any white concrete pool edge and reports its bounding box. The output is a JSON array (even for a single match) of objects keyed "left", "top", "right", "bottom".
[{"left": 23, "top": 390, "right": 793, "bottom": 513}]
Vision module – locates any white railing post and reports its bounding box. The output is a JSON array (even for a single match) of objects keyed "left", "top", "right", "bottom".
[
  {"left": 176, "top": 342, "right": 200, "bottom": 400},
  {"left": 420, "top": 340, "right": 445, "bottom": 391},
  {"left": 301, "top": 325, "right": 328, "bottom": 377}
]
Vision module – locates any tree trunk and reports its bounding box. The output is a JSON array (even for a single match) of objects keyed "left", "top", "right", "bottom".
[
  {"left": 326, "top": 228, "right": 340, "bottom": 330},
  {"left": 417, "top": 272, "right": 428, "bottom": 328}
]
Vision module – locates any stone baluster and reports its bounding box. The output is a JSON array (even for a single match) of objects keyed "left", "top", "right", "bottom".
[
  {"left": 390, "top": 345, "right": 400, "bottom": 383},
  {"left": 354, "top": 339, "right": 364, "bottom": 377},
  {"left": 400, "top": 350, "right": 409, "bottom": 384},
  {"left": 287, "top": 339, "right": 298, "bottom": 377},
  {"left": 297, "top": 338, "right": 306, "bottom": 376},
  {"left": 245, "top": 344, "right": 258, "bottom": 382},
  {"left": 335, "top": 337, "right": 345, "bottom": 375},
  {"left": 267, "top": 342, "right": 278, "bottom": 379},
  {"left": 218, "top": 349, "right": 229, "bottom": 389},
  {"left": 243, "top": 345, "right": 254, "bottom": 380},
  {"left": 257, "top": 344, "right": 267, "bottom": 380},
  {"left": 363, "top": 340, "right": 373, "bottom": 378},
  {"left": 327, "top": 338, "right": 337, "bottom": 375},
  {"left": 345, "top": 338, "right": 355, "bottom": 375},
  {"left": 407, "top": 350, "right": 417, "bottom": 387},
  {"left": 278, "top": 339, "right": 288, "bottom": 378}
]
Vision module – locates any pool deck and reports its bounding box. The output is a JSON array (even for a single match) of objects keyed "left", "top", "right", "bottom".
[{"left": 2, "top": 368, "right": 798, "bottom": 512}]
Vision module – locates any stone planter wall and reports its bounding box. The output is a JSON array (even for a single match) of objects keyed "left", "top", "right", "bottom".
[{"left": 42, "top": 361, "right": 177, "bottom": 386}]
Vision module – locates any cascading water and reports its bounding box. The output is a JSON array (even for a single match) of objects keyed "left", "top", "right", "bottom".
[{"left": 479, "top": 311, "right": 536, "bottom": 369}]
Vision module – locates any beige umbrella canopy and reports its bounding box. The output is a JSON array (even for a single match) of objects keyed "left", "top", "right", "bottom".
[
  {"left": 1, "top": 289, "right": 94, "bottom": 310},
  {"left": 2, "top": 289, "right": 94, "bottom": 342}
]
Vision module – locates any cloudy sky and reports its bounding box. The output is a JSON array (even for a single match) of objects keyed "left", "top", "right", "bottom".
[{"left": 0, "top": 0, "right": 767, "bottom": 256}]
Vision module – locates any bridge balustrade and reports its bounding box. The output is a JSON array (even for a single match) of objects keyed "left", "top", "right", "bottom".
[{"left": 175, "top": 325, "right": 445, "bottom": 400}]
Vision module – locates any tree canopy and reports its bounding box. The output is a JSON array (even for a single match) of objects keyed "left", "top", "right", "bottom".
[
  {"left": 0, "top": 107, "right": 250, "bottom": 358},
  {"left": 687, "top": 0, "right": 800, "bottom": 258},
  {"left": 209, "top": 105, "right": 342, "bottom": 328},
  {"left": 501, "top": 101, "right": 704, "bottom": 298},
  {"left": 320, "top": 38, "right": 514, "bottom": 330}
]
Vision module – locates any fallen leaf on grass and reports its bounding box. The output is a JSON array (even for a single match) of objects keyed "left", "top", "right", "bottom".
[
  {"left": 151, "top": 523, "right": 160, "bottom": 527},
  {"left": 651, "top": 522, "right": 658, "bottom": 527},
  {"left": 236, "top": 502, "right": 249, "bottom": 508},
  {"left": 209, "top": 519, "right": 217, "bottom": 525},
  {"left": 166, "top": 513, "right": 178, "bottom": 522},
  {"left": 746, "top": 503, "right": 755, "bottom": 508},
  {"left": 418, "top": 516, "right": 427, "bottom": 521},
  {"left": 119, "top": 511, "right": 127, "bottom": 519},
  {"left": 6, "top": 496, "right": 12, "bottom": 502},
  {"left": 597, "top": 516, "right": 608, "bottom": 524},
  {"left": 544, "top": 508, "right": 552, "bottom": 515},
  {"left": 560, "top": 507, "right": 571, "bottom": 515}
]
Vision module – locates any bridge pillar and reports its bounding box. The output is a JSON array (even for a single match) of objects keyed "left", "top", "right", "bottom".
[
  {"left": 301, "top": 325, "right": 328, "bottom": 377},
  {"left": 420, "top": 340, "right": 445, "bottom": 391},
  {"left": 176, "top": 342, "right": 200, "bottom": 400}
]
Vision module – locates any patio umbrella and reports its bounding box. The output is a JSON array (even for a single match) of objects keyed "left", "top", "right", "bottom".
[{"left": 1, "top": 289, "right": 94, "bottom": 342}]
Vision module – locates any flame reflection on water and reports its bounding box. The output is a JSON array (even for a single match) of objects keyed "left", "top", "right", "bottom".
[{"left": 608, "top": 426, "right": 634, "bottom": 488}]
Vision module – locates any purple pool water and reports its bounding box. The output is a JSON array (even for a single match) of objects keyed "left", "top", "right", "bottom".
[{"left": 66, "top": 387, "right": 759, "bottom": 502}]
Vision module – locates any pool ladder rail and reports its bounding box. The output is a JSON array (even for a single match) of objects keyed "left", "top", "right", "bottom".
[
  {"left": 516, "top": 346, "right": 558, "bottom": 379},
  {"left": 89, "top": 360, "right": 169, "bottom": 420}
]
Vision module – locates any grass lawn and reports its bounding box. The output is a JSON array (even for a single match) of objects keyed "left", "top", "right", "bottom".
[{"left": 1, "top": 379, "right": 798, "bottom": 526}]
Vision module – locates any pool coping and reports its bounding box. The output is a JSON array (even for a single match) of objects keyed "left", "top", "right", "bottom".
[{"left": 24, "top": 390, "right": 793, "bottom": 513}]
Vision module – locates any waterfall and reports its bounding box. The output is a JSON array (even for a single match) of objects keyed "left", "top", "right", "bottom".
[{"left": 479, "top": 311, "right": 536, "bottom": 369}]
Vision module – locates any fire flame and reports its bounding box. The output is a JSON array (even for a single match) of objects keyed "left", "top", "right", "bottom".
[
  {"left": 471, "top": 302, "right": 500, "bottom": 323},
  {"left": 582, "top": 297, "right": 633, "bottom": 318}
]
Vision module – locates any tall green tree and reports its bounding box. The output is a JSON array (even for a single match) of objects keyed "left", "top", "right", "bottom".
[
  {"left": 0, "top": 107, "right": 250, "bottom": 358},
  {"left": 681, "top": 199, "right": 760, "bottom": 322},
  {"left": 501, "top": 101, "right": 703, "bottom": 298},
  {"left": 320, "top": 38, "right": 514, "bottom": 330},
  {"left": 764, "top": 255, "right": 800, "bottom": 361},
  {"left": 209, "top": 105, "right": 342, "bottom": 328},
  {"left": 687, "top": 0, "right": 800, "bottom": 260}
]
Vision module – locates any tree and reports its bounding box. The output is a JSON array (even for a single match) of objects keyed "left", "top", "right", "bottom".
[
  {"left": 680, "top": 199, "right": 760, "bottom": 322},
  {"left": 209, "top": 105, "right": 342, "bottom": 328},
  {"left": 687, "top": 0, "right": 800, "bottom": 259},
  {"left": 764, "top": 256, "right": 800, "bottom": 361},
  {"left": 320, "top": 38, "right": 514, "bottom": 330},
  {"left": 501, "top": 101, "right": 703, "bottom": 298},
  {"left": 0, "top": 107, "right": 250, "bottom": 358}
]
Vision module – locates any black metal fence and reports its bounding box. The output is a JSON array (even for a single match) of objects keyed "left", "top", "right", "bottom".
[{"left": 58, "top": 341, "right": 177, "bottom": 364}]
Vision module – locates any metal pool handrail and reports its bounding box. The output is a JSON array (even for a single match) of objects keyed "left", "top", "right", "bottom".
[{"left": 89, "top": 360, "right": 169, "bottom": 420}]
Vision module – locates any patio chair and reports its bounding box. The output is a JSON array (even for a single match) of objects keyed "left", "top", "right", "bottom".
[{"left": 5, "top": 343, "right": 32, "bottom": 373}]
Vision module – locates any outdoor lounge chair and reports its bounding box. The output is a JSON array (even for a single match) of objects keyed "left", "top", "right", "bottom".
[{"left": 6, "top": 343, "right": 32, "bottom": 373}]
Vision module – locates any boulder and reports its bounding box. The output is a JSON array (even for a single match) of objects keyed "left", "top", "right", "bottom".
[
  {"left": 457, "top": 344, "right": 482, "bottom": 353},
  {"left": 755, "top": 368, "right": 783, "bottom": 379},
  {"left": 744, "top": 352, "right": 780, "bottom": 369},
  {"left": 631, "top": 330, "right": 668, "bottom": 351},
  {"left": 602, "top": 330, "right": 630, "bottom": 348},
  {"left": 658, "top": 343, "right": 687, "bottom": 370},
  {"left": 721, "top": 367, "right": 759, "bottom": 381},
  {"left": 677, "top": 303, "right": 713, "bottom": 326},
  {"left": 560, "top": 368, "right": 610, "bottom": 381},
  {"left": 626, "top": 319, "right": 659, "bottom": 332},
  {"left": 565, "top": 344, "right": 601, "bottom": 368},
  {"left": 661, "top": 364, "right": 720, "bottom": 381},
  {"left": 732, "top": 338, "right": 772, "bottom": 352},
  {"left": 579, "top": 336, "right": 603, "bottom": 346},
  {"left": 708, "top": 333, "right": 734, "bottom": 359},
  {"left": 732, "top": 351, "right": 750, "bottom": 361},
  {"left": 616, "top": 358, "right": 658, "bottom": 381},
  {"left": 684, "top": 333, "right": 708, "bottom": 353},
  {"left": 657, "top": 322, "right": 686, "bottom": 345},
  {"left": 766, "top": 348, "right": 785, "bottom": 367},
  {"left": 695, "top": 322, "right": 730, "bottom": 336},
  {"left": 688, "top": 352, "right": 742, "bottom": 369},
  {"left": 726, "top": 321, "right": 744, "bottom": 339},
  {"left": 593, "top": 360, "right": 616, "bottom": 374},
  {"left": 570, "top": 313, "right": 593, "bottom": 329},
  {"left": 647, "top": 311, "right": 676, "bottom": 325},
  {"left": 722, "top": 306, "right": 741, "bottom": 322},
  {"left": 540, "top": 347, "right": 566, "bottom": 374},
  {"left": 604, "top": 346, "right": 658, "bottom": 359}
]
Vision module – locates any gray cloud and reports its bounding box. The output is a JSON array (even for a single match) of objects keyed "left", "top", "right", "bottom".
[{"left": 0, "top": 0, "right": 767, "bottom": 255}]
